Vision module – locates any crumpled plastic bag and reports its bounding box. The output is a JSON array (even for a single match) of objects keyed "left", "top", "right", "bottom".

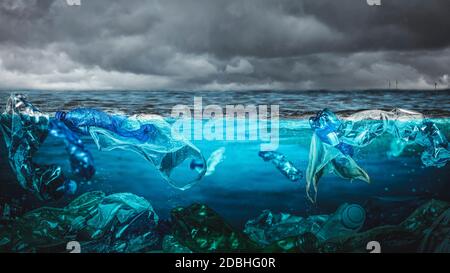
[
  {"left": 56, "top": 108, "right": 207, "bottom": 190},
  {"left": 0, "top": 95, "right": 68, "bottom": 200},
  {"left": 0, "top": 94, "right": 95, "bottom": 200},
  {"left": 0, "top": 191, "right": 159, "bottom": 253},
  {"left": 306, "top": 133, "right": 370, "bottom": 202}
]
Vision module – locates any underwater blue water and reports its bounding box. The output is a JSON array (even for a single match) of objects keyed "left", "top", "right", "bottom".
[{"left": 0, "top": 90, "right": 449, "bottom": 230}]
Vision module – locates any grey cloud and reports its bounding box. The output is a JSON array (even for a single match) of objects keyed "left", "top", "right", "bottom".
[{"left": 0, "top": 0, "right": 449, "bottom": 90}]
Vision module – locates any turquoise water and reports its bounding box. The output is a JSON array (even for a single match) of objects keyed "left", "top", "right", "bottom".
[{"left": 0, "top": 90, "right": 449, "bottom": 231}]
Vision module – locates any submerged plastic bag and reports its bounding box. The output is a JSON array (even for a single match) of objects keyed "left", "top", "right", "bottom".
[
  {"left": 259, "top": 151, "right": 302, "bottom": 182},
  {"left": 56, "top": 109, "right": 207, "bottom": 190},
  {"left": 307, "top": 108, "right": 450, "bottom": 202},
  {"left": 0, "top": 95, "right": 77, "bottom": 200},
  {"left": 0, "top": 191, "right": 159, "bottom": 253},
  {"left": 0, "top": 94, "right": 96, "bottom": 200},
  {"left": 306, "top": 133, "right": 370, "bottom": 202}
]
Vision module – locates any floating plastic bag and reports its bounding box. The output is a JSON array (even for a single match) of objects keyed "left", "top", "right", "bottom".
[
  {"left": 340, "top": 108, "right": 450, "bottom": 166},
  {"left": 0, "top": 95, "right": 73, "bottom": 200},
  {"left": 306, "top": 133, "right": 370, "bottom": 202},
  {"left": 259, "top": 151, "right": 302, "bottom": 182},
  {"left": 56, "top": 108, "right": 207, "bottom": 190}
]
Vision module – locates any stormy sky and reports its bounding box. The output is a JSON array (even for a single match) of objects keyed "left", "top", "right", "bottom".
[{"left": 0, "top": 0, "right": 449, "bottom": 90}]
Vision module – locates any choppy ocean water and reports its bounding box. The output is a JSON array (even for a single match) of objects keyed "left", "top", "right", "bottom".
[{"left": 0, "top": 90, "right": 449, "bottom": 231}]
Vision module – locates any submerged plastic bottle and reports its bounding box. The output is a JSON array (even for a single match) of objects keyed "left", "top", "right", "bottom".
[
  {"left": 259, "top": 151, "right": 302, "bottom": 182},
  {"left": 315, "top": 203, "right": 366, "bottom": 241},
  {"left": 309, "top": 109, "right": 354, "bottom": 156},
  {"left": 49, "top": 119, "right": 95, "bottom": 180},
  {"left": 309, "top": 109, "right": 342, "bottom": 146}
]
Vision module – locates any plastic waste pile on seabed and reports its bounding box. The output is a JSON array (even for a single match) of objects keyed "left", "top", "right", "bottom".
[{"left": 0, "top": 191, "right": 159, "bottom": 253}]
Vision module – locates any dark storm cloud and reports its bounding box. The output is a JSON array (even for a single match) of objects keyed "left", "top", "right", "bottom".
[{"left": 0, "top": 0, "right": 449, "bottom": 90}]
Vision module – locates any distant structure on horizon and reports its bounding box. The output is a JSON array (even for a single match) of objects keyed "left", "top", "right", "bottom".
[{"left": 388, "top": 80, "right": 399, "bottom": 90}]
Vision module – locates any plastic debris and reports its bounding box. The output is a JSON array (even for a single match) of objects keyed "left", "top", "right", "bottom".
[
  {"left": 314, "top": 203, "right": 365, "bottom": 241},
  {"left": 1, "top": 204, "right": 11, "bottom": 220},
  {"left": 56, "top": 108, "right": 207, "bottom": 190},
  {"left": 205, "top": 147, "right": 226, "bottom": 176},
  {"left": 417, "top": 208, "right": 450, "bottom": 253},
  {"left": 0, "top": 95, "right": 70, "bottom": 200},
  {"left": 307, "top": 108, "right": 450, "bottom": 202},
  {"left": 170, "top": 203, "right": 258, "bottom": 252},
  {"left": 248, "top": 201, "right": 450, "bottom": 253},
  {"left": 0, "top": 191, "right": 159, "bottom": 253},
  {"left": 162, "top": 235, "right": 192, "bottom": 253},
  {"left": 306, "top": 133, "right": 370, "bottom": 202},
  {"left": 244, "top": 210, "right": 328, "bottom": 246},
  {"left": 244, "top": 203, "right": 364, "bottom": 247},
  {"left": 49, "top": 119, "right": 95, "bottom": 180},
  {"left": 259, "top": 151, "right": 302, "bottom": 182},
  {"left": 320, "top": 200, "right": 450, "bottom": 253},
  {"left": 191, "top": 147, "right": 226, "bottom": 176}
]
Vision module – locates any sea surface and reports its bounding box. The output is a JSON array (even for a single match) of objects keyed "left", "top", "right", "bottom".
[{"left": 0, "top": 90, "right": 449, "bottom": 230}]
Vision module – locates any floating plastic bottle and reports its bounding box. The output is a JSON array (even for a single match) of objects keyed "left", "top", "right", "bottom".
[
  {"left": 259, "top": 151, "right": 302, "bottom": 182},
  {"left": 56, "top": 108, "right": 207, "bottom": 190}
]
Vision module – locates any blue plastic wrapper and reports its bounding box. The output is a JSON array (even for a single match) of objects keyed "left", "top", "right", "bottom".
[{"left": 56, "top": 108, "right": 207, "bottom": 190}]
